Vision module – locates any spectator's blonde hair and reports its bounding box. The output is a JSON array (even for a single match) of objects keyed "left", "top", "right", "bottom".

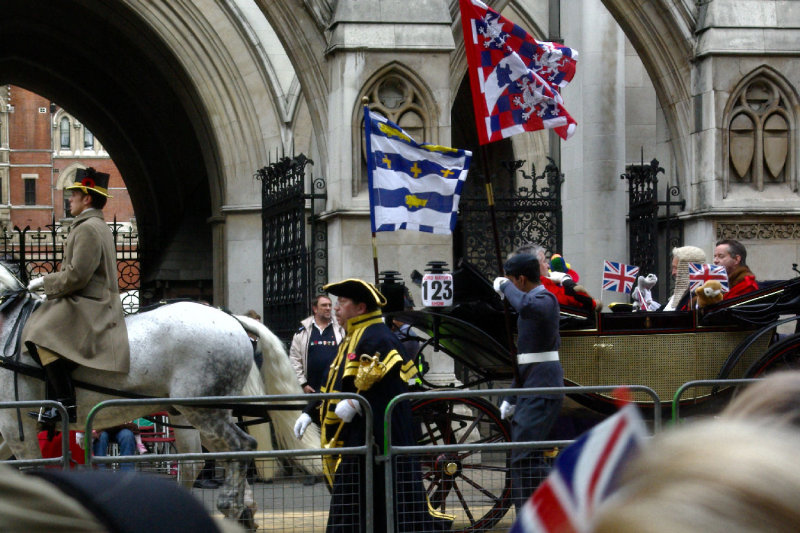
[
  {"left": 723, "top": 371, "right": 800, "bottom": 429},
  {"left": 591, "top": 419, "right": 800, "bottom": 533}
]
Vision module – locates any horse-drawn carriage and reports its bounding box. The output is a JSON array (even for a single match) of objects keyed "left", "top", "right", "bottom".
[{"left": 391, "top": 261, "right": 800, "bottom": 532}]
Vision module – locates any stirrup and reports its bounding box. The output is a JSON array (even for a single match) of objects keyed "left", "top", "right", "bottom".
[{"left": 28, "top": 405, "right": 77, "bottom": 424}]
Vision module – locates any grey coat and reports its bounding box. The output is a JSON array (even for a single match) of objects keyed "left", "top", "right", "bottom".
[{"left": 22, "top": 209, "right": 130, "bottom": 372}]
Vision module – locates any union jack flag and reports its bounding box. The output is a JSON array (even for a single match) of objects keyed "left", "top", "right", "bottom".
[
  {"left": 459, "top": 0, "right": 578, "bottom": 144},
  {"left": 509, "top": 404, "right": 647, "bottom": 533},
  {"left": 602, "top": 261, "right": 639, "bottom": 293},
  {"left": 688, "top": 263, "right": 729, "bottom": 293}
]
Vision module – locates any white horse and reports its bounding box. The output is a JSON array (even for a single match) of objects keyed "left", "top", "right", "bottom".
[{"left": 0, "top": 264, "right": 320, "bottom": 528}]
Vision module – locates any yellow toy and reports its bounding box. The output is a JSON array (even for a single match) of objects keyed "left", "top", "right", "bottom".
[{"left": 695, "top": 280, "right": 724, "bottom": 308}]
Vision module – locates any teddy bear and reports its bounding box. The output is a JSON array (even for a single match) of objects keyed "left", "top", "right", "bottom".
[
  {"left": 632, "top": 273, "right": 660, "bottom": 311},
  {"left": 695, "top": 279, "right": 724, "bottom": 308}
]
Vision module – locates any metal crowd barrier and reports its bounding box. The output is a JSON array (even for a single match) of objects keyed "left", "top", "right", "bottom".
[
  {"left": 0, "top": 400, "right": 71, "bottom": 469},
  {"left": 86, "top": 393, "right": 375, "bottom": 532},
  {"left": 672, "top": 378, "right": 760, "bottom": 422},
  {"left": 383, "top": 385, "right": 661, "bottom": 533},
  {"left": 3, "top": 386, "right": 668, "bottom": 532}
]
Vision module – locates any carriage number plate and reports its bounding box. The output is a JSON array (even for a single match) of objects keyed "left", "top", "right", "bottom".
[{"left": 421, "top": 273, "right": 453, "bottom": 307}]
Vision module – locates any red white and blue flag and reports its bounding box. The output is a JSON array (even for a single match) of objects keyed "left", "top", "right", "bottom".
[
  {"left": 602, "top": 261, "right": 639, "bottom": 293},
  {"left": 459, "top": 0, "right": 578, "bottom": 144},
  {"left": 688, "top": 263, "right": 729, "bottom": 293},
  {"left": 509, "top": 404, "right": 647, "bottom": 533}
]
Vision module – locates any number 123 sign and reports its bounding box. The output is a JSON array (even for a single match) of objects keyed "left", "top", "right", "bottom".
[{"left": 421, "top": 273, "right": 453, "bottom": 307}]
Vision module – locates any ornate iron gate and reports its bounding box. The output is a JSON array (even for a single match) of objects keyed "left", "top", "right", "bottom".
[
  {"left": 256, "top": 154, "right": 327, "bottom": 342},
  {"left": 456, "top": 158, "right": 563, "bottom": 277},
  {"left": 0, "top": 217, "right": 140, "bottom": 313},
  {"left": 620, "top": 157, "right": 684, "bottom": 301}
]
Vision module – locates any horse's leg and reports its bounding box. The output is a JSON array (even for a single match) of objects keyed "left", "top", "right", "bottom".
[
  {"left": 199, "top": 434, "right": 257, "bottom": 513},
  {"left": 0, "top": 436, "right": 12, "bottom": 460},
  {"left": 177, "top": 407, "right": 257, "bottom": 529},
  {"left": 0, "top": 419, "right": 47, "bottom": 465},
  {"left": 172, "top": 424, "right": 202, "bottom": 490}
]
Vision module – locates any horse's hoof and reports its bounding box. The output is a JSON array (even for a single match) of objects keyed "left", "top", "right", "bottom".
[{"left": 237, "top": 507, "right": 257, "bottom": 531}]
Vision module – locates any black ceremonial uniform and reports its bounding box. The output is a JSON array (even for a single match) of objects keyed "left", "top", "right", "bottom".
[{"left": 315, "top": 309, "right": 450, "bottom": 532}]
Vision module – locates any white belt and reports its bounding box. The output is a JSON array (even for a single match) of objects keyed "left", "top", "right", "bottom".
[{"left": 517, "top": 351, "right": 560, "bottom": 364}]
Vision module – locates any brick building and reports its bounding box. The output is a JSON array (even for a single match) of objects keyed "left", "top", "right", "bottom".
[{"left": 0, "top": 85, "right": 134, "bottom": 230}]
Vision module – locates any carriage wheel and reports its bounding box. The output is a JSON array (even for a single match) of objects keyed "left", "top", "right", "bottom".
[
  {"left": 746, "top": 333, "right": 800, "bottom": 377},
  {"left": 411, "top": 397, "right": 513, "bottom": 532}
]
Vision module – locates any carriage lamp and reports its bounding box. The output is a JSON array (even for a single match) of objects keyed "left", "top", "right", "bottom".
[{"left": 378, "top": 270, "right": 406, "bottom": 313}]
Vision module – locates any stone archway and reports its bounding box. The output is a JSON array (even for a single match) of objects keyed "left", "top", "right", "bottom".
[
  {"left": 0, "top": 0, "right": 216, "bottom": 301},
  {"left": 0, "top": 0, "right": 291, "bottom": 306}
]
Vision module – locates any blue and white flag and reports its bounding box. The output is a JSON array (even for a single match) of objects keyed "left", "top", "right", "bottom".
[{"left": 364, "top": 107, "right": 472, "bottom": 234}]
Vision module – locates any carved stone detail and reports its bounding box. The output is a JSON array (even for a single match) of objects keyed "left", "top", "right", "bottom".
[{"left": 717, "top": 222, "right": 800, "bottom": 241}]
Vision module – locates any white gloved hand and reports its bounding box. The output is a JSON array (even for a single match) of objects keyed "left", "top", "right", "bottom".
[
  {"left": 75, "top": 432, "right": 85, "bottom": 450},
  {"left": 500, "top": 400, "right": 516, "bottom": 420},
  {"left": 547, "top": 271, "right": 573, "bottom": 286},
  {"left": 27, "top": 277, "right": 44, "bottom": 292},
  {"left": 293, "top": 413, "right": 312, "bottom": 439},
  {"left": 334, "top": 399, "right": 362, "bottom": 423},
  {"left": 493, "top": 277, "right": 509, "bottom": 299}
]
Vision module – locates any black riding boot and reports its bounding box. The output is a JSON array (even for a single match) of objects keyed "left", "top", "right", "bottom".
[{"left": 29, "top": 358, "right": 77, "bottom": 424}]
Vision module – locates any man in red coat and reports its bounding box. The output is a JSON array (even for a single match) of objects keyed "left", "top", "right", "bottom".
[
  {"left": 713, "top": 239, "right": 758, "bottom": 300},
  {"left": 513, "top": 244, "right": 598, "bottom": 310}
]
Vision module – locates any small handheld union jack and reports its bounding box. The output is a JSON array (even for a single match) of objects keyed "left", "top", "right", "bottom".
[
  {"left": 509, "top": 404, "right": 648, "bottom": 533},
  {"left": 602, "top": 260, "right": 639, "bottom": 294},
  {"left": 688, "top": 263, "right": 729, "bottom": 292}
]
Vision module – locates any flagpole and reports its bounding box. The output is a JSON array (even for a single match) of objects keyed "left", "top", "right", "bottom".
[
  {"left": 480, "top": 145, "right": 521, "bottom": 384},
  {"left": 372, "top": 232, "right": 380, "bottom": 285}
]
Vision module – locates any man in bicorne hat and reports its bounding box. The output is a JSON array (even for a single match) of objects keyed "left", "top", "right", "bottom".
[
  {"left": 293, "top": 278, "right": 451, "bottom": 532},
  {"left": 23, "top": 167, "right": 130, "bottom": 424}
]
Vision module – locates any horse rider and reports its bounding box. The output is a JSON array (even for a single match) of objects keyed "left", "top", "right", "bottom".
[{"left": 23, "top": 167, "right": 130, "bottom": 424}]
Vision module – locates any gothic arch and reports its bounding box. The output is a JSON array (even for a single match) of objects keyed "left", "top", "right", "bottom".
[
  {"left": 721, "top": 66, "right": 799, "bottom": 197},
  {"left": 352, "top": 62, "right": 441, "bottom": 195}
]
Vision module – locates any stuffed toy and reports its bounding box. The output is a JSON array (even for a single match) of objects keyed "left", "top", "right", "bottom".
[
  {"left": 695, "top": 279, "right": 724, "bottom": 308},
  {"left": 550, "top": 253, "right": 580, "bottom": 282},
  {"left": 632, "top": 273, "right": 661, "bottom": 311}
]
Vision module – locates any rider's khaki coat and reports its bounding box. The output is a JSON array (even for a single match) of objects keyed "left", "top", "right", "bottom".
[{"left": 22, "top": 209, "right": 130, "bottom": 372}]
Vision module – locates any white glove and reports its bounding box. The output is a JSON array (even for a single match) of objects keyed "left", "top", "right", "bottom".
[
  {"left": 500, "top": 400, "right": 516, "bottom": 420},
  {"left": 293, "top": 413, "right": 312, "bottom": 439},
  {"left": 547, "top": 271, "right": 573, "bottom": 285},
  {"left": 334, "top": 399, "right": 362, "bottom": 423},
  {"left": 493, "top": 277, "right": 509, "bottom": 299},
  {"left": 27, "top": 277, "right": 44, "bottom": 292},
  {"left": 75, "top": 432, "right": 85, "bottom": 450}
]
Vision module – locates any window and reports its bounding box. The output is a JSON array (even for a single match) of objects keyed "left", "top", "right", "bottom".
[
  {"left": 64, "top": 196, "right": 71, "bottom": 217},
  {"left": 84, "top": 128, "right": 94, "bottom": 149},
  {"left": 358, "top": 72, "right": 432, "bottom": 194},
  {"left": 24, "top": 178, "right": 36, "bottom": 205},
  {"left": 59, "top": 117, "right": 70, "bottom": 149}
]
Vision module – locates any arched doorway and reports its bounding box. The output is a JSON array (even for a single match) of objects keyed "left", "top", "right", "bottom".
[{"left": 0, "top": 0, "right": 217, "bottom": 303}]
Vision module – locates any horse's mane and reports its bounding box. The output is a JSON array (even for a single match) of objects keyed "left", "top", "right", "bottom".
[{"left": 0, "top": 263, "right": 23, "bottom": 293}]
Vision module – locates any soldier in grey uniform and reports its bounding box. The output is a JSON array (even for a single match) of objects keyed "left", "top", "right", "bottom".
[{"left": 493, "top": 250, "right": 564, "bottom": 511}]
